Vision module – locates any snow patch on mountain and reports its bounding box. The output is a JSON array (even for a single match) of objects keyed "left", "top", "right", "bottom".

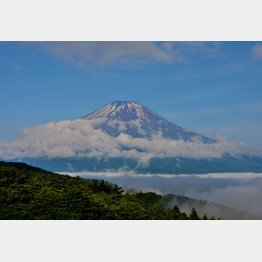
[
  {"left": 84, "top": 101, "right": 147, "bottom": 121},
  {"left": 83, "top": 101, "right": 213, "bottom": 141}
]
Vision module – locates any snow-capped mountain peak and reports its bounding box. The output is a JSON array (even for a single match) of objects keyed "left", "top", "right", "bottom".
[
  {"left": 82, "top": 101, "right": 213, "bottom": 142},
  {"left": 83, "top": 101, "right": 152, "bottom": 121}
]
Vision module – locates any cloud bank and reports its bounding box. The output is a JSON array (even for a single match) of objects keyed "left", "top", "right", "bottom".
[
  {"left": 38, "top": 42, "right": 221, "bottom": 67},
  {"left": 0, "top": 119, "right": 261, "bottom": 165},
  {"left": 65, "top": 171, "right": 262, "bottom": 217},
  {"left": 61, "top": 171, "right": 262, "bottom": 217},
  {"left": 41, "top": 42, "right": 173, "bottom": 67}
]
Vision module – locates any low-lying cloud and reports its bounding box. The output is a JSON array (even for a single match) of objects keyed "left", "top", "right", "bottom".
[
  {"left": 0, "top": 119, "right": 261, "bottom": 165},
  {"left": 64, "top": 171, "right": 262, "bottom": 218}
]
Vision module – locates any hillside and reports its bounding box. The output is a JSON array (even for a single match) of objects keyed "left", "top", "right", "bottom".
[
  {"left": 0, "top": 161, "right": 208, "bottom": 220},
  {"left": 83, "top": 101, "right": 212, "bottom": 141}
]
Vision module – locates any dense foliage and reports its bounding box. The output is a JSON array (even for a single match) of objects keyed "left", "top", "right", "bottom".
[{"left": 0, "top": 161, "right": 209, "bottom": 220}]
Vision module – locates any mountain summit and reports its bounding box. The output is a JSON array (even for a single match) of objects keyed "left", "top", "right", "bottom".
[
  {"left": 83, "top": 101, "right": 212, "bottom": 142},
  {"left": 7, "top": 100, "right": 262, "bottom": 173}
]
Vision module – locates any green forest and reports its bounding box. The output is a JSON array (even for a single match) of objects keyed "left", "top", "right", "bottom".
[{"left": 0, "top": 161, "right": 212, "bottom": 220}]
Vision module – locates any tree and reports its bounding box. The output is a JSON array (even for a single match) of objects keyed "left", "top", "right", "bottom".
[
  {"left": 172, "top": 205, "right": 181, "bottom": 219},
  {"left": 189, "top": 208, "right": 200, "bottom": 220},
  {"left": 112, "top": 184, "right": 124, "bottom": 195},
  {"left": 202, "top": 214, "right": 208, "bottom": 220}
]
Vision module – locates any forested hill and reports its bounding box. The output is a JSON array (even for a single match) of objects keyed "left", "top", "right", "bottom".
[{"left": 0, "top": 161, "right": 207, "bottom": 220}]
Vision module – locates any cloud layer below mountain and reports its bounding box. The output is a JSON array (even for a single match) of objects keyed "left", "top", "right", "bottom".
[
  {"left": 0, "top": 119, "right": 261, "bottom": 165},
  {"left": 65, "top": 171, "right": 262, "bottom": 217}
]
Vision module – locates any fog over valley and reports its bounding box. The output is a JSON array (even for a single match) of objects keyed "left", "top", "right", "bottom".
[{"left": 63, "top": 171, "right": 262, "bottom": 218}]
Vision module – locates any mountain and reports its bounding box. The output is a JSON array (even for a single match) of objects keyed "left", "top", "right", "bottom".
[
  {"left": 3, "top": 101, "right": 262, "bottom": 173},
  {"left": 2, "top": 161, "right": 258, "bottom": 219},
  {"left": 82, "top": 101, "right": 213, "bottom": 142},
  {"left": 0, "top": 161, "right": 206, "bottom": 220}
]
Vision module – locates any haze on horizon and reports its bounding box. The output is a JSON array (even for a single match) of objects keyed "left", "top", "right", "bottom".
[
  {"left": 1, "top": 41, "right": 262, "bottom": 148},
  {"left": 64, "top": 170, "right": 262, "bottom": 218}
]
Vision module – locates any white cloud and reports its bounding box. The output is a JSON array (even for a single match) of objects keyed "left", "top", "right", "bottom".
[
  {"left": 107, "top": 120, "right": 127, "bottom": 132},
  {"left": 127, "top": 120, "right": 146, "bottom": 136},
  {"left": 64, "top": 171, "right": 262, "bottom": 217},
  {"left": 0, "top": 119, "right": 261, "bottom": 166},
  {"left": 64, "top": 171, "right": 262, "bottom": 180},
  {"left": 35, "top": 41, "right": 221, "bottom": 67},
  {"left": 40, "top": 42, "right": 173, "bottom": 67},
  {"left": 161, "top": 41, "right": 221, "bottom": 59},
  {"left": 251, "top": 43, "right": 262, "bottom": 60}
]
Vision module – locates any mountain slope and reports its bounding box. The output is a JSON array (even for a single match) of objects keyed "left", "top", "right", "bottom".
[
  {"left": 1, "top": 161, "right": 259, "bottom": 219},
  {"left": 2, "top": 101, "right": 262, "bottom": 173},
  {"left": 82, "top": 101, "right": 213, "bottom": 142},
  {"left": 0, "top": 161, "right": 207, "bottom": 220}
]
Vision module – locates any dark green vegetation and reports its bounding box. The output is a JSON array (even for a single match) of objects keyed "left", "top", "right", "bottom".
[
  {"left": 23, "top": 154, "right": 262, "bottom": 174},
  {"left": 160, "top": 194, "right": 260, "bottom": 220},
  {"left": 0, "top": 161, "right": 209, "bottom": 220}
]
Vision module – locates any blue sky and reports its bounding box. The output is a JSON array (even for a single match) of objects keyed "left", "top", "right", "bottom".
[{"left": 1, "top": 42, "right": 262, "bottom": 146}]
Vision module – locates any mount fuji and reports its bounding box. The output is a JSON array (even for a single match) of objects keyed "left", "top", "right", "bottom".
[
  {"left": 4, "top": 101, "right": 262, "bottom": 173},
  {"left": 82, "top": 101, "right": 213, "bottom": 142}
]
